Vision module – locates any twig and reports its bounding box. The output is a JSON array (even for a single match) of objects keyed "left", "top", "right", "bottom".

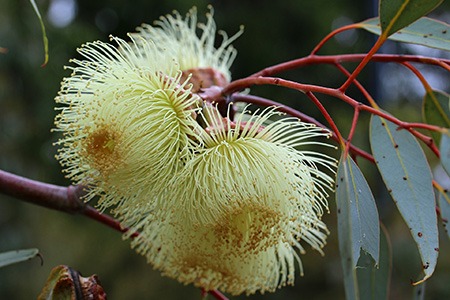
[
  {"left": 252, "top": 54, "right": 450, "bottom": 77},
  {"left": 0, "top": 169, "right": 84, "bottom": 213}
]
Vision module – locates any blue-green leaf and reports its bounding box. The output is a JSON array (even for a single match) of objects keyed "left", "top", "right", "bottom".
[
  {"left": 336, "top": 155, "right": 380, "bottom": 299},
  {"left": 437, "top": 188, "right": 450, "bottom": 240},
  {"left": 423, "top": 90, "right": 450, "bottom": 145},
  {"left": 440, "top": 132, "right": 450, "bottom": 176},
  {"left": 379, "top": 0, "right": 443, "bottom": 36},
  {"left": 359, "top": 17, "right": 450, "bottom": 51},
  {"left": 356, "top": 227, "right": 391, "bottom": 300},
  {"left": 0, "top": 248, "right": 40, "bottom": 268},
  {"left": 370, "top": 115, "right": 438, "bottom": 283},
  {"left": 413, "top": 282, "right": 426, "bottom": 300}
]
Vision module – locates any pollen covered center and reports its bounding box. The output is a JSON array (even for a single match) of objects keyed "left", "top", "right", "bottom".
[
  {"left": 213, "top": 204, "right": 284, "bottom": 255},
  {"left": 84, "top": 126, "right": 122, "bottom": 176}
]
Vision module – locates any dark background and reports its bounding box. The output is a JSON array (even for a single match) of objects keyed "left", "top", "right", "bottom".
[{"left": 1, "top": 0, "right": 450, "bottom": 299}]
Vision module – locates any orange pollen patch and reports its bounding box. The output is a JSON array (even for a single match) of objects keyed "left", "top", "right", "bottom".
[
  {"left": 213, "top": 205, "right": 283, "bottom": 255},
  {"left": 84, "top": 127, "right": 122, "bottom": 175}
]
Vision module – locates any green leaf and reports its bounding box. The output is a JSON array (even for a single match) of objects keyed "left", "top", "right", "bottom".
[
  {"left": 0, "top": 248, "right": 40, "bottom": 268},
  {"left": 413, "top": 282, "right": 426, "bottom": 300},
  {"left": 336, "top": 155, "right": 380, "bottom": 299},
  {"left": 370, "top": 115, "right": 438, "bottom": 283},
  {"left": 437, "top": 187, "right": 450, "bottom": 240},
  {"left": 423, "top": 90, "right": 450, "bottom": 145},
  {"left": 379, "top": 0, "right": 443, "bottom": 36},
  {"left": 29, "top": 0, "right": 49, "bottom": 66},
  {"left": 356, "top": 227, "right": 391, "bottom": 300},
  {"left": 440, "top": 131, "right": 450, "bottom": 177},
  {"left": 358, "top": 17, "right": 450, "bottom": 51}
]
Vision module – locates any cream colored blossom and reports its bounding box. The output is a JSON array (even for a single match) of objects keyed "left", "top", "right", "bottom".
[
  {"left": 129, "top": 106, "right": 336, "bottom": 295},
  {"left": 54, "top": 6, "right": 242, "bottom": 222},
  {"left": 174, "top": 106, "right": 335, "bottom": 226},
  {"left": 132, "top": 6, "right": 243, "bottom": 83},
  {"left": 54, "top": 34, "right": 201, "bottom": 212},
  {"left": 54, "top": 7, "right": 336, "bottom": 297}
]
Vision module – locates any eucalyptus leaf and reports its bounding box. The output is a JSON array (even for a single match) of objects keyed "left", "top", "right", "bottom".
[
  {"left": 437, "top": 188, "right": 450, "bottom": 240},
  {"left": 440, "top": 132, "right": 450, "bottom": 177},
  {"left": 379, "top": 0, "right": 443, "bottom": 36},
  {"left": 370, "top": 115, "right": 438, "bottom": 283},
  {"left": 356, "top": 227, "right": 391, "bottom": 300},
  {"left": 423, "top": 90, "right": 450, "bottom": 145},
  {"left": 336, "top": 155, "right": 380, "bottom": 299},
  {"left": 0, "top": 248, "right": 40, "bottom": 268},
  {"left": 358, "top": 17, "right": 450, "bottom": 51}
]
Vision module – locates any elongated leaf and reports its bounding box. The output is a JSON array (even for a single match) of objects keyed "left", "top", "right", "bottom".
[
  {"left": 440, "top": 132, "right": 450, "bottom": 176},
  {"left": 423, "top": 90, "right": 450, "bottom": 145},
  {"left": 379, "top": 0, "right": 443, "bottom": 36},
  {"left": 336, "top": 155, "right": 380, "bottom": 299},
  {"left": 0, "top": 248, "right": 40, "bottom": 268},
  {"left": 370, "top": 115, "right": 438, "bottom": 283},
  {"left": 437, "top": 187, "right": 450, "bottom": 239},
  {"left": 358, "top": 17, "right": 450, "bottom": 51},
  {"left": 29, "top": 0, "right": 49, "bottom": 66},
  {"left": 356, "top": 227, "right": 391, "bottom": 300}
]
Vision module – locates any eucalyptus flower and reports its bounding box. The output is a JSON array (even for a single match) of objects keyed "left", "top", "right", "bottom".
[
  {"left": 54, "top": 7, "right": 240, "bottom": 214},
  {"left": 54, "top": 6, "right": 336, "bottom": 297},
  {"left": 130, "top": 106, "right": 336, "bottom": 295},
  {"left": 132, "top": 6, "right": 243, "bottom": 91},
  {"left": 53, "top": 34, "right": 201, "bottom": 211}
]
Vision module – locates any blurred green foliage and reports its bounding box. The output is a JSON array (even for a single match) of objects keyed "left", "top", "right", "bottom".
[{"left": 1, "top": 0, "right": 450, "bottom": 299}]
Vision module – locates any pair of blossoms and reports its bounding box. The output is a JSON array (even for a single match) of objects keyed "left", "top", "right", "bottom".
[{"left": 54, "top": 7, "right": 336, "bottom": 296}]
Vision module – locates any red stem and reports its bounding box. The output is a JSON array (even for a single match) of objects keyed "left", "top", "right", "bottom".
[
  {"left": 222, "top": 76, "right": 340, "bottom": 98},
  {"left": 0, "top": 169, "right": 84, "bottom": 213},
  {"left": 339, "top": 36, "right": 386, "bottom": 92},
  {"left": 305, "top": 91, "right": 345, "bottom": 145},
  {"left": 223, "top": 76, "right": 441, "bottom": 157},
  {"left": 252, "top": 53, "right": 450, "bottom": 77},
  {"left": 310, "top": 23, "right": 361, "bottom": 55},
  {"left": 334, "top": 63, "right": 379, "bottom": 108},
  {"left": 345, "top": 107, "right": 361, "bottom": 155},
  {"left": 232, "top": 94, "right": 326, "bottom": 129},
  {"left": 208, "top": 289, "right": 229, "bottom": 300},
  {"left": 0, "top": 169, "right": 141, "bottom": 236},
  {"left": 82, "top": 206, "right": 139, "bottom": 238},
  {"left": 400, "top": 62, "right": 433, "bottom": 92},
  {"left": 358, "top": 105, "right": 440, "bottom": 157}
]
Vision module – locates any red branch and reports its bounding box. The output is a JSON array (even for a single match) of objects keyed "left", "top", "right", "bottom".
[
  {"left": 0, "top": 169, "right": 85, "bottom": 213},
  {"left": 310, "top": 23, "right": 361, "bottom": 55},
  {"left": 401, "top": 62, "right": 433, "bottom": 93},
  {"left": 345, "top": 107, "right": 361, "bottom": 155},
  {"left": 304, "top": 91, "right": 345, "bottom": 145},
  {"left": 339, "top": 36, "right": 387, "bottom": 92},
  {"left": 221, "top": 76, "right": 441, "bottom": 158},
  {"left": 83, "top": 206, "right": 139, "bottom": 238},
  {"left": 252, "top": 53, "right": 450, "bottom": 77}
]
